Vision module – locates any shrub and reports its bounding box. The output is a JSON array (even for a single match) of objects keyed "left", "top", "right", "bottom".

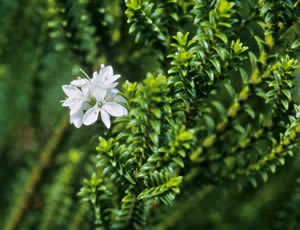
[{"left": 1, "top": 0, "right": 300, "bottom": 230}]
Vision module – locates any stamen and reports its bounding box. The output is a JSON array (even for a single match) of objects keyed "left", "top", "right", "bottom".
[
  {"left": 105, "top": 96, "right": 112, "bottom": 101},
  {"left": 80, "top": 68, "right": 91, "bottom": 80}
]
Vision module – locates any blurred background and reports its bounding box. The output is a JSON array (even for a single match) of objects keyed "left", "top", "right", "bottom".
[{"left": 0, "top": 0, "right": 300, "bottom": 230}]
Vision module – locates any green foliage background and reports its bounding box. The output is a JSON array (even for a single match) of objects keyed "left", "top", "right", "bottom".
[{"left": 0, "top": 0, "right": 300, "bottom": 230}]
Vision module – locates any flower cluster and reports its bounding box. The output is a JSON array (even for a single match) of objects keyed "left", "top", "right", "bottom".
[{"left": 62, "top": 65, "right": 128, "bottom": 128}]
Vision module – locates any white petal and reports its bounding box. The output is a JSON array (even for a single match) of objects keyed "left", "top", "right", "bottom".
[
  {"left": 62, "top": 85, "right": 82, "bottom": 98},
  {"left": 122, "top": 106, "right": 128, "bottom": 116},
  {"left": 102, "top": 102, "right": 127, "bottom": 117},
  {"left": 100, "top": 109, "right": 111, "bottom": 128},
  {"left": 110, "top": 88, "right": 119, "bottom": 95},
  {"left": 100, "top": 66, "right": 113, "bottom": 81},
  {"left": 99, "top": 64, "right": 105, "bottom": 73},
  {"left": 115, "top": 95, "right": 127, "bottom": 103},
  {"left": 83, "top": 104, "right": 100, "bottom": 125},
  {"left": 104, "top": 82, "right": 119, "bottom": 89},
  {"left": 93, "top": 71, "right": 98, "bottom": 80},
  {"left": 70, "top": 110, "right": 84, "bottom": 128},
  {"left": 69, "top": 100, "right": 83, "bottom": 115},
  {"left": 81, "top": 86, "right": 90, "bottom": 95},
  {"left": 70, "top": 79, "right": 90, "bottom": 96},
  {"left": 92, "top": 85, "right": 107, "bottom": 101},
  {"left": 62, "top": 98, "right": 73, "bottom": 107},
  {"left": 82, "top": 101, "right": 92, "bottom": 111},
  {"left": 104, "top": 88, "right": 117, "bottom": 100},
  {"left": 296, "top": 112, "right": 300, "bottom": 118},
  {"left": 71, "top": 79, "right": 89, "bottom": 87},
  {"left": 104, "top": 74, "right": 121, "bottom": 86}
]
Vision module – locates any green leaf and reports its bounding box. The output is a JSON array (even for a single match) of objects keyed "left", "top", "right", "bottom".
[
  {"left": 269, "top": 164, "right": 276, "bottom": 173},
  {"left": 122, "top": 193, "right": 136, "bottom": 203},
  {"left": 216, "top": 33, "right": 228, "bottom": 44},
  {"left": 249, "top": 177, "right": 257, "bottom": 188},
  {"left": 291, "top": 39, "right": 300, "bottom": 49},
  {"left": 203, "top": 115, "right": 215, "bottom": 133},
  {"left": 205, "top": 69, "right": 215, "bottom": 81},
  {"left": 150, "top": 120, "right": 161, "bottom": 133},
  {"left": 217, "top": 22, "right": 232, "bottom": 28},
  {"left": 278, "top": 158, "right": 285, "bottom": 165},
  {"left": 260, "top": 171, "right": 268, "bottom": 183},
  {"left": 282, "top": 89, "right": 291, "bottom": 101},
  {"left": 151, "top": 108, "right": 161, "bottom": 119},
  {"left": 149, "top": 132, "right": 159, "bottom": 145},
  {"left": 129, "top": 23, "right": 137, "bottom": 33},
  {"left": 212, "top": 101, "right": 226, "bottom": 116},
  {"left": 224, "top": 82, "right": 236, "bottom": 98},
  {"left": 248, "top": 52, "right": 257, "bottom": 70},
  {"left": 173, "top": 157, "right": 184, "bottom": 168},
  {"left": 244, "top": 104, "right": 255, "bottom": 119},
  {"left": 239, "top": 67, "right": 248, "bottom": 83},
  {"left": 214, "top": 47, "right": 228, "bottom": 61},
  {"left": 210, "top": 59, "right": 221, "bottom": 73},
  {"left": 281, "top": 99, "right": 289, "bottom": 110},
  {"left": 124, "top": 172, "right": 136, "bottom": 184}
]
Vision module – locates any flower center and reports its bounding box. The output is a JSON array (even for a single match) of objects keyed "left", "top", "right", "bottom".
[
  {"left": 105, "top": 96, "right": 112, "bottom": 101},
  {"left": 87, "top": 96, "right": 97, "bottom": 106}
]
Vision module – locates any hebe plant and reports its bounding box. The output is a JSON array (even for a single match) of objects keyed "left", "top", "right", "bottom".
[
  {"left": 0, "top": 0, "right": 300, "bottom": 230},
  {"left": 78, "top": 0, "right": 300, "bottom": 229}
]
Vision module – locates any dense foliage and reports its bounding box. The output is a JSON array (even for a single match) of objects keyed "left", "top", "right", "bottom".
[{"left": 1, "top": 0, "right": 300, "bottom": 230}]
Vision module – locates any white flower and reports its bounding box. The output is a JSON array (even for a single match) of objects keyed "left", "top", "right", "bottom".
[
  {"left": 61, "top": 65, "right": 127, "bottom": 128},
  {"left": 70, "top": 110, "right": 84, "bottom": 128},
  {"left": 69, "top": 102, "right": 92, "bottom": 128},
  {"left": 83, "top": 88, "right": 128, "bottom": 128},
  {"left": 62, "top": 85, "right": 89, "bottom": 115},
  {"left": 62, "top": 84, "right": 92, "bottom": 128},
  {"left": 70, "top": 78, "right": 90, "bottom": 90},
  {"left": 91, "top": 65, "right": 121, "bottom": 89}
]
